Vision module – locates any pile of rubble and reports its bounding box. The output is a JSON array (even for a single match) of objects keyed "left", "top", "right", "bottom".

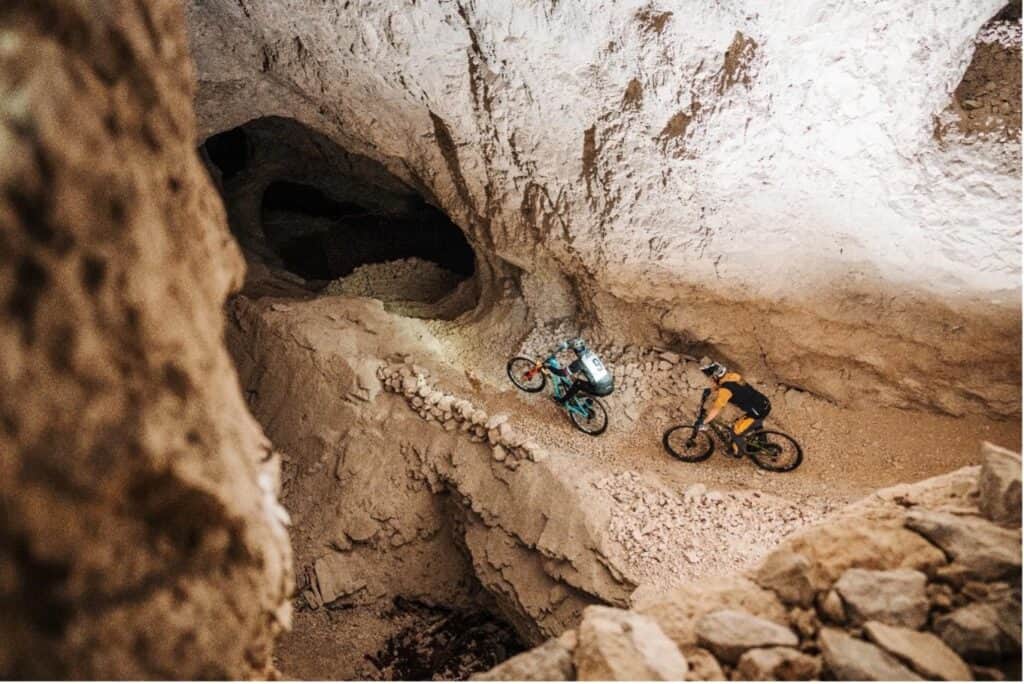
[
  {"left": 592, "top": 472, "right": 828, "bottom": 587},
  {"left": 478, "top": 443, "right": 1022, "bottom": 681},
  {"left": 378, "top": 359, "right": 549, "bottom": 468}
]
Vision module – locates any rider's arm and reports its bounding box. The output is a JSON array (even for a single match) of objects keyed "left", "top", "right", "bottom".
[{"left": 704, "top": 388, "right": 732, "bottom": 423}]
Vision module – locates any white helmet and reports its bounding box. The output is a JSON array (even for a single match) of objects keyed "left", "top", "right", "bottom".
[{"left": 700, "top": 361, "right": 727, "bottom": 379}]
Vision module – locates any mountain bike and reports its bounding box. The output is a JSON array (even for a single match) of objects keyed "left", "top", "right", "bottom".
[
  {"left": 662, "top": 388, "right": 802, "bottom": 471},
  {"left": 506, "top": 355, "right": 609, "bottom": 435}
]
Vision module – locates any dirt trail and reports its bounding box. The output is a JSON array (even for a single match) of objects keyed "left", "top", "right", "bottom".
[
  {"left": 245, "top": 282, "right": 1019, "bottom": 677},
  {"left": 427, "top": 316, "right": 1020, "bottom": 507}
]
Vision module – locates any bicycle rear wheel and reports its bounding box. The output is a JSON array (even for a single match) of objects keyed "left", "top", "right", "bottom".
[
  {"left": 569, "top": 396, "right": 608, "bottom": 436},
  {"left": 663, "top": 425, "right": 714, "bottom": 462},
  {"left": 747, "top": 431, "right": 803, "bottom": 472},
  {"left": 507, "top": 357, "right": 545, "bottom": 393}
]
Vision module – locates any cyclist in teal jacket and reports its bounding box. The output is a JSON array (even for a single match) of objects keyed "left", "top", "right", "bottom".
[{"left": 550, "top": 338, "right": 614, "bottom": 405}]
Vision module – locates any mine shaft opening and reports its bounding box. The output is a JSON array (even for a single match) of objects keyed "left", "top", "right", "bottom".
[{"left": 200, "top": 116, "right": 479, "bottom": 318}]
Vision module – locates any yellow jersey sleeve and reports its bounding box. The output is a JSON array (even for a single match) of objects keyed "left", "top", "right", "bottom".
[{"left": 712, "top": 387, "right": 732, "bottom": 411}]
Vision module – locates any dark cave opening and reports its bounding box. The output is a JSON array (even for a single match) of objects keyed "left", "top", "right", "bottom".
[
  {"left": 203, "top": 127, "right": 248, "bottom": 180},
  {"left": 198, "top": 116, "right": 479, "bottom": 315},
  {"left": 260, "top": 181, "right": 476, "bottom": 283}
]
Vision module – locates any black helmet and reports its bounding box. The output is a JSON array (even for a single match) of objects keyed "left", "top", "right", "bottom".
[
  {"left": 569, "top": 337, "right": 586, "bottom": 352},
  {"left": 700, "top": 361, "right": 727, "bottom": 379}
]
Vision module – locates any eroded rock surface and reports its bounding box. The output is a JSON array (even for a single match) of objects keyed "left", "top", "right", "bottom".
[
  {"left": 480, "top": 444, "right": 1023, "bottom": 680},
  {"left": 186, "top": 0, "right": 1021, "bottom": 417},
  {"left": 0, "top": 1, "right": 290, "bottom": 678}
]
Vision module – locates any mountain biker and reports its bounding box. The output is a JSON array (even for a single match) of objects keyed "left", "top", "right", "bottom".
[
  {"left": 549, "top": 338, "right": 614, "bottom": 406},
  {"left": 699, "top": 361, "right": 771, "bottom": 455}
]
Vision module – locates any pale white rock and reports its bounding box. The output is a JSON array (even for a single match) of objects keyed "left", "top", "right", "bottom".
[
  {"left": 188, "top": 0, "right": 1021, "bottom": 417},
  {"left": 574, "top": 606, "right": 688, "bottom": 681},
  {"left": 863, "top": 621, "right": 973, "bottom": 681}
]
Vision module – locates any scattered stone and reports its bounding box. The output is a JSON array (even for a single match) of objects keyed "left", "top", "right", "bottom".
[
  {"left": 927, "top": 582, "right": 955, "bottom": 610},
  {"left": 314, "top": 555, "right": 367, "bottom": 604},
  {"left": 863, "top": 621, "right": 972, "bottom": 681},
  {"left": 574, "top": 606, "right": 688, "bottom": 680},
  {"left": 833, "top": 567, "right": 929, "bottom": 628},
  {"left": 977, "top": 442, "right": 1021, "bottom": 524},
  {"left": 485, "top": 413, "right": 509, "bottom": 429},
  {"left": 817, "top": 589, "right": 846, "bottom": 624},
  {"left": 659, "top": 351, "right": 681, "bottom": 364},
  {"left": 735, "top": 646, "right": 822, "bottom": 681},
  {"left": 934, "top": 597, "right": 1021, "bottom": 661},
  {"left": 789, "top": 606, "right": 818, "bottom": 639},
  {"left": 695, "top": 609, "right": 798, "bottom": 664},
  {"left": 680, "top": 646, "right": 724, "bottom": 681},
  {"left": 755, "top": 550, "right": 816, "bottom": 607},
  {"left": 492, "top": 445, "right": 507, "bottom": 462},
  {"left": 683, "top": 483, "right": 707, "bottom": 502},
  {"left": 905, "top": 510, "right": 1021, "bottom": 580},
  {"left": 818, "top": 627, "right": 922, "bottom": 680}
]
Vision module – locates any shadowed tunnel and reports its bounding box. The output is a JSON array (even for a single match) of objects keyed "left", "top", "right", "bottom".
[{"left": 200, "top": 117, "right": 477, "bottom": 289}]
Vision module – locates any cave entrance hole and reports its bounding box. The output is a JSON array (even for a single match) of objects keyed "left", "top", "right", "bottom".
[{"left": 200, "top": 116, "right": 479, "bottom": 318}]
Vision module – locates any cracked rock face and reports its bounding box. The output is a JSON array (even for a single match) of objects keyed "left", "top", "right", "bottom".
[
  {"left": 186, "top": 0, "right": 1020, "bottom": 416},
  {"left": 0, "top": 1, "right": 291, "bottom": 679}
]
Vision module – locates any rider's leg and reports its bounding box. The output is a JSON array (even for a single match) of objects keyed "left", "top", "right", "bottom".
[
  {"left": 559, "top": 379, "right": 584, "bottom": 405},
  {"left": 731, "top": 415, "right": 755, "bottom": 455}
]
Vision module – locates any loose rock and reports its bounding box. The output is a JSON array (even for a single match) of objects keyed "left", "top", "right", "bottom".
[
  {"left": 735, "top": 646, "right": 822, "bottom": 681},
  {"left": 574, "top": 606, "right": 688, "bottom": 681},
  {"left": 695, "top": 609, "right": 798, "bottom": 664},
  {"left": 863, "top": 621, "right": 972, "bottom": 681},
  {"left": 818, "top": 627, "right": 923, "bottom": 681},
  {"left": 833, "top": 567, "right": 929, "bottom": 628}
]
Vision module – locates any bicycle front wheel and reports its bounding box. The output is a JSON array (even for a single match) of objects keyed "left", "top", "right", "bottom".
[
  {"left": 663, "top": 425, "right": 714, "bottom": 462},
  {"left": 507, "top": 357, "right": 545, "bottom": 393},
  {"left": 569, "top": 397, "right": 608, "bottom": 436},
  {"left": 747, "top": 431, "right": 803, "bottom": 472}
]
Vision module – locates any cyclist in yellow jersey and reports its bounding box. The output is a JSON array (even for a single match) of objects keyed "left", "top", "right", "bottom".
[{"left": 699, "top": 361, "right": 772, "bottom": 455}]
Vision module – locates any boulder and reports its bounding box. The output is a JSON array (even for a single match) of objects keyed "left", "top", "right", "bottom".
[
  {"left": 694, "top": 609, "right": 798, "bottom": 664},
  {"left": 473, "top": 630, "right": 577, "bottom": 681},
  {"left": 818, "top": 628, "right": 923, "bottom": 681},
  {"left": 752, "top": 517, "right": 945, "bottom": 600},
  {"left": 934, "top": 597, "right": 1021, "bottom": 661},
  {"left": 574, "top": 606, "right": 688, "bottom": 681},
  {"left": 735, "top": 647, "right": 822, "bottom": 681},
  {"left": 754, "top": 550, "right": 816, "bottom": 606},
  {"left": 977, "top": 443, "right": 1021, "bottom": 525},
  {"left": 833, "top": 568, "right": 929, "bottom": 628},
  {"left": 863, "top": 621, "right": 972, "bottom": 681},
  {"left": 905, "top": 510, "right": 1021, "bottom": 581},
  {"left": 817, "top": 588, "right": 847, "bottom": 624},
  {"left": 636, "top": 575, "right": 788, "bottom": 649}
]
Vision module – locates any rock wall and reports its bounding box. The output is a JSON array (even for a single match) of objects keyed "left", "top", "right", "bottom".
[
  {"left": 225, "top": 293, "right": 639, "bottom": 656},
  {"left": 0, "top": 2, "right": 290, "bottom": 678},
  {"left": 185, "top": 0, "right": 1021, "bottom": 416},
  {"left": 478, "top": 443, "right": 1023, "bottom": 681}
]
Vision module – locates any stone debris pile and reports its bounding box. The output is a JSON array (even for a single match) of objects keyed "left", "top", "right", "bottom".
[
  {"left": 480, "top": 442, "right": 1022, "bottom": 681},
  {"left": 592, "top": 471, "right": 824, "bottom": 587},
  {"left": 379, "top": 359, "right": 549, "bottom": 468}
]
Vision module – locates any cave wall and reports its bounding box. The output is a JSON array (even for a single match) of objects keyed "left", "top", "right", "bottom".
[
  {"left": 0, "top": 1, "right": 290, "bottom": 677},
  {"left": 186, "top": 0, "right": 1021, "bottom": 416}
]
